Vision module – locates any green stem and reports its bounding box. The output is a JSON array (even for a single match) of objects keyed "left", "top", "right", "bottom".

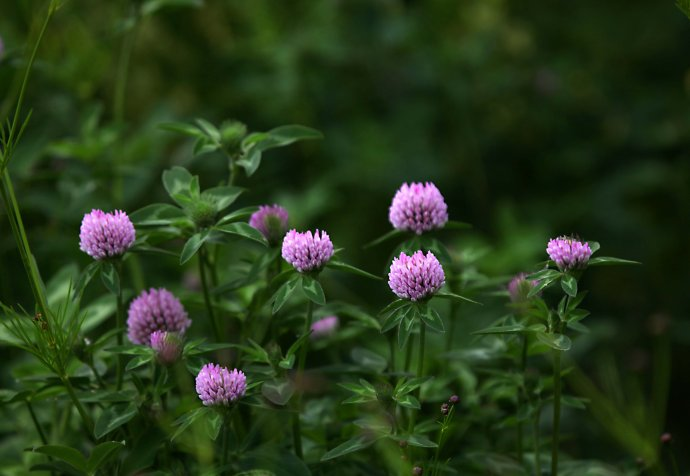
[
  {"left": 517, "top": 334, "right": 528, "bottom": 466},
  {"left": 199, "top": 246, "right": 221, "bottom": 341},
  {"left": 293, "top": 298, "right": 314, "bottom": 460},
  {"left": 404, "top": 339, "right": 414, "bottom": 374},
  {"left": 388, "top": 335, "right": 396, "bottom": 373},
  {"left": 26, "top": 400, "right": 48, "bottom": 445},
  {"left": 113, "top": 5, "right": 138, "bottom": 125},
  {"left": 61, "top": 376, "right": 93, "bottom": 436},
  {"left": 551, "top": 350, "right": 562, "bottom": 476},
  {"left": 220, "top": 414, "right": 230, "bottom": 470},
  {"left": 533, "top": 401, "right": 542, "bottom": 476},
  {"left": 115, "top": 261, "right": 125, "bottom": 391},
  {"left": 408, "top": 323, "right": 426, "bottom": 433}
]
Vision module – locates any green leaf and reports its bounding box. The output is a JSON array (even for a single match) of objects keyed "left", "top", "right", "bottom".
[
  {"left": 378, "top": 299, "right": 407, "bottom": 318},
  {"left": 214, "top": 222, "right": 268, "bottom": 246},
  {"left": 535, "top": 332, "right": 572, "bottom": 351},
  {"left": 394, "top": 394, "right": 421, "bottom": 409},
  {"left": 195, "top": 118, "right": 222, "bottom": 144},
  {"left": 561, "top": 274, "right": 578, "bottom": 297},
  {"left": 201, "top": 186, "right": 243, "bottom": 213},
  {"left": 205, "top": 411, "right": 223, "bottom": 441},
  {"left": 363, "top": 229, "right": 405, "bottom": 249},
  {"left": 381, "top": 303, "right": 411, "bottom": 333},
  {"left": 406, "top": 434, "right": 438, "bottom": 448},
  {"left": 526, "top": 269, "right": 561, "bottom": 281},
  {"left": 141, "top": 0, "right": 203, "bottom": 16},
  {"left": 28, "top": 445, "right": 87, "bottom": 473},
  {"left": 158, "top": 120, "right": 205, "bottom": 138},
  {"left": 100, "top": 262, "right": 120, "bottom": 295},
  {"left": 301, "top": 275, "right": 325, "bottom": 305},
  {"left": 320, "top": 435, "right": 375, "bottom": 462},
  {"left": 587, "top": 241, "right": 601, "bottom": 254},
  {"left": 267, "top": 125, "right": 323, "bottom": 145},
  {"left": 73, "top": 261, "right": 100, "bottom": 298},
  {"left": 434, "top": 291, "right": 480, "bottom": 305},
  {"left": 472, "top": 324, "right": 529, "bottom": 335},
  {"left": 130, "top": 203, "right": 187, "bottom": 226},
  {"left": 350, "top": 347, "right": 388, "bottom": 373},
  {"left": 588, "top": 256, "right": 641, "bottom": 266},
  {"left": 94, "top": 403, "right": 138, "bottom": 439},
  {"left": 419, "top": 306, "right": 445, "bottom": 333},
  {"left": 395, "top": 377, "right": 431, "bottom": 396},
  {"left": 272, "top": 277, "right": 299, "bottom": 314},
  {"left": 171, "top": 407, "right": 210, "bottom": 441},
  {"left": 125, "top": 353, "right": 154, "bottom": 371},
  {"left": 326, "top": 260, "right": 381, "bottom": 280},
  {"left": 261, "top": 379, "right": 295, "bottom": 406},
  {"left": 398, "top": 313, "right": 415, "bottom": 348},
  {"left": 162, "top": 166, "right": 194, "bottom": 205},
  {"left": 444, "top": 220, "right": 472, "bottom": 230},
  {"left": 527, "top": 274, "right": 560, "bottom": 298},
  {"left": 216, "top": 206, "right": 259, "bottom": 225},
  {"left": 179, "top": 231, "right": 210, "bottom": 265},
  {"left": 87, "top": 441, "right": 125, "bottom": 474}
]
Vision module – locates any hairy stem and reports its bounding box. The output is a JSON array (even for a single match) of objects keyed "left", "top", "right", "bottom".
[
  {"left": 115, "top": 261, "right": 125, "bottom": 390},
  {"left": 293, "top": 298, "right": 314, "bottom": 459},
  {"left": 551, "top": 350, "right": 562, "bottom": 476},
  {"left": 199, "top": 246, "right": 221, "bottom": 341}
]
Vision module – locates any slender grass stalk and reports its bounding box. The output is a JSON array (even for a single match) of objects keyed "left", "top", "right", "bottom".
[
  {"left": 198, "top": 246, "right": 221, "bottom": 341},
  {"left": 26, "top": 400, "right": 48, "bottom": 445},
  {"left": 533, "top": 400, "right": 542, "bottom": 476},
  {"left": 551, "top": 350, "right": 562, "bottom": 476},
  {"left": 388, "top": 335, "right": 396, "bottom": 373},
  {"left": 293, "top": 298, "right": 314, "bottom": 460},
  {"left": 114, "top": 261, "right": 125, "bottom": 390},
  {"left": 113, "top": 4, "right": 138, "bottom": 126},
  {"left": 417, "top": 323, "right": 426, "bottom": 381},
  {"left": 61, "top": 376, "right": 94, "bottom": 435}
]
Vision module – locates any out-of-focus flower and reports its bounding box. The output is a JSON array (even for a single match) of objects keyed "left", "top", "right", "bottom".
[
  {"left": 310, "top": 315, "right": 339, "bottom": 339},
  {"left": 449, "top": 394, "right": 460, "bottom": 405},
  {"left": 196, "top": 363, "right": 247, "bottom": 406},
  {"left": 127, "top": 288, "right": 191, "bottom": 345},
  {"left": 508, "top": 273, "right": 539, "bottom": 302},
  {"left": 388, "top": 251, "right": 445, "bottom": 301},
  {"left": 150, "top": 331, "right": 183, "bottom": 365},
  {"left": 389, "top": 182, "right": 448, "bottom": 235},
  {"left": 440, "top": 403, "right": 450, "bottom": 416},
  {"left": 281, "top": 229, "right": 334, "bottom": 273},
  {"left": 546, "top": 236, "right": 592, "bottom": 272},
  {"left": 79, "top": 209, "right": 135, "bottom": 260},
  {"left": 249, "top": 204, "right": 289, "bottom": 245},
  {"left": 412, "top": 467, "right": 424, "bottom": 476}
]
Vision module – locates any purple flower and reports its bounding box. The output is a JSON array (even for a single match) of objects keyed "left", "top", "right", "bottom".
[
  {"left": 281, "top": 229, "right": 334, "bottom": 273},
  {"left": 79, "top": 209, "right": 135, "bottom": 260},
  {"left": 449, "top": 394, "right": 460, "bottom": 405},
  {"left": 249, "top": 204, "right": 289, "bottom": 245},
  {"left": 310, "top": 315, "right": 339, "bottom": 339},
  {"left": 546, "top": 236, "right": 592, "bottom": 272},
  {"left": 127, "top": 288, "right": 191, "bottom": 345},
  {"left": 389, "top": 182, "right": 448, "bottom": 235},
  {"left": 388, "top": 251, "right": 445, "bottom": 301},
  {"left": 150, "top": 331, "right": 183, "bottom": 365},
  {"left": 196, "top": 363, "right": 247, "bottom": 406},
  {"left": 508, "top": 273, "right": 539, "bottom": 302}
]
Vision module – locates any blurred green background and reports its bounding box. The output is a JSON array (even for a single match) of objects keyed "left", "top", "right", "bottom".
[{"left": 1, "top": 0, "right": 689, "bottom": 466}]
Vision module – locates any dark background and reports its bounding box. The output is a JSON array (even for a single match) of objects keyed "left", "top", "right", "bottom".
[{"left": 1, "top": 0, "right": 689, "bottom": 465}]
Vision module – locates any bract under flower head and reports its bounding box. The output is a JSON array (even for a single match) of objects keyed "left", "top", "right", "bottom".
[
  {"left": 388, "top": 250, "right": 445, "bottom": 301},
  {"left": 195, "top": 363, "right": 247, "bottom": 406},
  {"left": 79, "top": 209, "right": 135, "bottom": 260},
  {"left": 281, "top": 229, "right": 334, "bottom": 273},
  {"left": 389, "top": 182, "right": 448, "bottom": 235}
]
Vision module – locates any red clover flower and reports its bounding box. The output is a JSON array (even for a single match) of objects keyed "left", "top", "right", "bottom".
[
  {"left": 388, "top": 250, "right": 445, "bottom": 301},
  {"left": 281, "top": 229, "right": 334, "bottom": 273},
  {"left": 389, "top": 182, "right": 448, "bottom": 235},
  {"left": 546, "top": 236, "right": 592, "bottom": 272},
  {"left": 150, "top": 331, "right": 183, "bottom": 365},
  {"left": 249, "top": 204, "right": 289, "bottom": 246},
  {"left": 127, "top": 288, "right": 191, "bottom": 345},
  {"left": 79, "top": 209, "right": 135, "bottom": 260},
  {"left": 196, "top": 363, "right": 247, "bottom": 406}
]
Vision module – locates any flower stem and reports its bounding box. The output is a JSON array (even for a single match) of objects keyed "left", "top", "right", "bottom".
[
  {"left": 408, "top": 323, "right": 426, "bottom": 433},
  {"left": 293, "top": 297, "right": 314, "bottom": 460},
  {"left": 198, "top": 246, "right": 221, "bottom": 341},
  {"left": 114, "top": 261, "right": 125, "bottom": 391},
  {"left": 517, "top": 334, "right": 528, "bottom": 466},
  {"left": 533, "top": 400, "right": 542, "bottom": 476},
  {"left": 551, "top": 350, "right": 562, "bottom": 476}
]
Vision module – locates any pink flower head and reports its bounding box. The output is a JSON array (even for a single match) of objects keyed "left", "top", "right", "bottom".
[
  {"left": 127, "top": 288, "right": 191, "bottom": 345},
  {"left": 79, "top": 209, "right": 135, "bottom": 260},
  {"left": 150, "top": 331, "right": 183, "bottom": 365},
  {"left": 196, "top": 363, "right": 247, "bottom": 406},
  {"left": 310, "top": 315, "right": 339, "bottom": 339},
  {"left": 389, "top": 182, "right": 448, "bottom": 235},
  {"left": 249, "top": 204, "right": 289, "bottom": 246},
  {"left": 388, "top": 250, "right": 445, "bottom": 301},
  {"left": 546, "top": 236, "right": 592, "bottom": 272},
  {"left": 281, "top": 229, "right": 334, "bottom": 273},
  {"left": 508, "top": 273, "right": 539, "bottom": 302}
]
